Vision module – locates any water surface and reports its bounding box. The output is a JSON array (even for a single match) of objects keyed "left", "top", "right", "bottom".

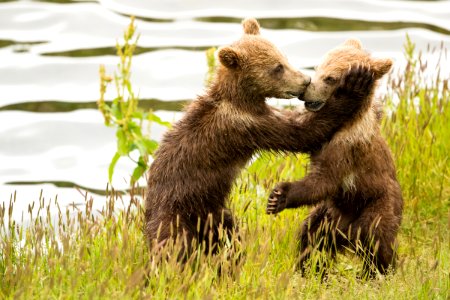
[{"left": 1, "top": 0, "right": 449, "bottom": 220}]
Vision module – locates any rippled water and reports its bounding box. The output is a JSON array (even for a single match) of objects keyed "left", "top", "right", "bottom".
[{"left": 1, "top": 0, "right": 449, "bottom": 220}]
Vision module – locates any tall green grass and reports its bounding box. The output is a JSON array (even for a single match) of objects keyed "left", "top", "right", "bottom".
[{"left": 1, "top": 39, "right": 449, "bottom": 299}]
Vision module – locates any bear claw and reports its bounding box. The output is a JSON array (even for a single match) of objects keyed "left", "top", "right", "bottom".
[{"left": 266, "top": 184, "right": 289, "bottom": 214}]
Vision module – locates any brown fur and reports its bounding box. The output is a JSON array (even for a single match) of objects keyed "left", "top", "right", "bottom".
[
  {"left": 267, "top": 39, "right": 403, "bottom": 276},
  {"left": 144, "top": 22, "right": 377, "bottom": 258}
]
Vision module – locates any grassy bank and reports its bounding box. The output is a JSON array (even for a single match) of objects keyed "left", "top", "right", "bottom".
[{"left": 1, "top": 40, "right": 449, "bottom": 299}]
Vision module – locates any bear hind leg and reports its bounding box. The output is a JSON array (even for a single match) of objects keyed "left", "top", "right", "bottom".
[
  {"left": 348, "top": 205, "right": 399, "bottom": 277},
  {"left": 297, "top": 204, "right": 344, "bottom": 275}
]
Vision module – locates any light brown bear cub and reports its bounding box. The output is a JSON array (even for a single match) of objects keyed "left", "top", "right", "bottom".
[
  {"left": 145, "top": 19, "right": 375, "bottom": 259},
  {"left": 267, "top": 39, "right": 403, "bottom": 276}
]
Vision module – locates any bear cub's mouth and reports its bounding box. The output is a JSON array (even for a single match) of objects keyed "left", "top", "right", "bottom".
[{"left": 300, "top": 99, "right": 326, "bottom": 112}]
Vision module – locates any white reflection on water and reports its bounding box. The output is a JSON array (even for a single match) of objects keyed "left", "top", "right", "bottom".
[
  {"left": 0, "top": 110, "right": 182, "bottom": 210},
  {"left": 99, "top": 0, "right": 450, "bottom": 27}
]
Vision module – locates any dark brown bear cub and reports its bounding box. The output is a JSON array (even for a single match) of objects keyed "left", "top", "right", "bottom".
[
  {"left": 145, "top": 19, "right": 375, "bottom": 258},
  {"left": 267, "top": 39, "right": 403, "bottom": 276}
]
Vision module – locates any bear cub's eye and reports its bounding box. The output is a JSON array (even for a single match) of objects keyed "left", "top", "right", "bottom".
[
  {"left": 324, "top": 76, "right": 337, "bottom": 84},
  {"left": 273, "top": 64, "right": 284, "bottom": 74}
]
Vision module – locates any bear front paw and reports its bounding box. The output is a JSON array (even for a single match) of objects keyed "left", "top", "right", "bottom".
[
  {"left": 336, "top": 64, "right": 375, "bottom": 99},
  {"left": 266, "top": 183, "right": 290, "bottom": 214}
]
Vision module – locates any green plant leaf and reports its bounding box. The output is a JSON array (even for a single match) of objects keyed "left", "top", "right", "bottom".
[
  {"left": 148, "top": 113, "right": 171, "bottom": 127},
  {"left": 116, "top": 128, "right": 128, "bottom": 155},
  {"left": 111, "top": 98, "right": 123, "bottom": 119},
  {"left": 132, "top": 110, "right": 143, "bottom": 119},
  {"left": 108, "top": 152, "right": 121, "bottom": 183},
  {"left": 143, "top": 139, "right": 159, "bottom": 153},
  {"left": 128, "top": 121, "right": 140, "bottom": 132},
  {"left": 131, "top": 156, "right": 147, "bottom": 184},
  {"left": 126, "top": 81, "right": 133, "bottom": 95},
  {"left": 134, "top": 140, "right": 147, "bottom": 157}
]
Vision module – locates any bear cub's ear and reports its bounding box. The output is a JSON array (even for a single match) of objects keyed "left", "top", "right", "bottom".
[
  {"left": 242, "top": 18, "right": 260, "bottom": 35},
  {"left": 343, "top": 38, "right": 363, "bottom": 49},
  {"left": 218, "top": 47, "right": 241, "bottom": 69},
  {"left": 371, "top": 58, "right": 393, "bottom": 79}
]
